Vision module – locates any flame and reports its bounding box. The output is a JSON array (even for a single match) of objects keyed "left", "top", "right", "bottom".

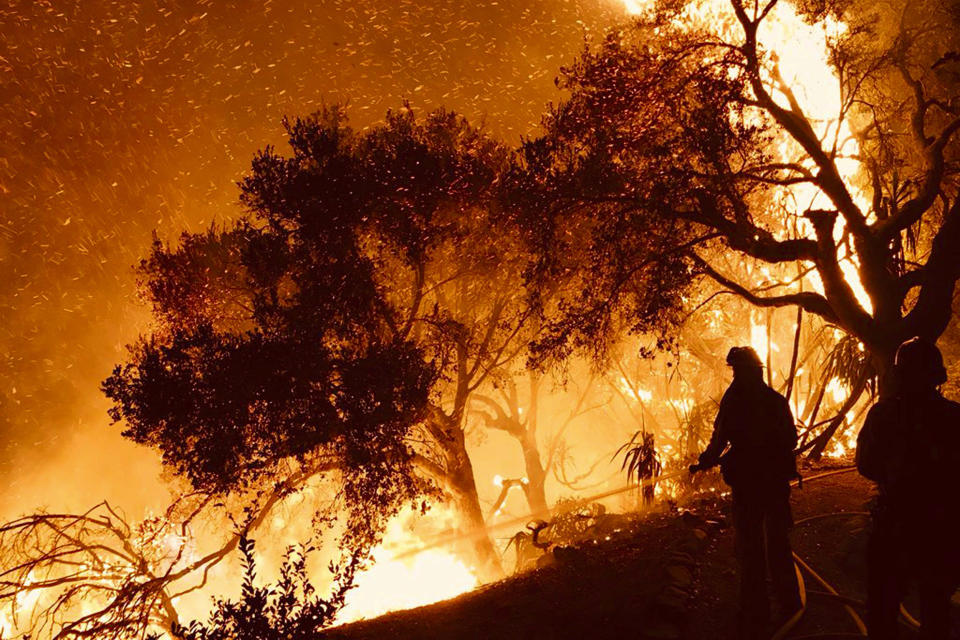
[
  {"left": 825, "top": 376, "right": 847, "bottom": 404},
  {"left": 616, "top": 376, "right": 653, "bottom": 403},
  {"left": 4, "top": 571, "right": 43, "bottom": 635},
  {"left": 336, "top": 550, "right": 478, "bottom": 624},
  {"left": 824, "top": 426, "right": 859, "bottom": 459},
  {"left": 622, "top": 0, "right": 875, "bottom": 313},
  {"left": 335, "top": 508, "right": 479, "bottom": 624},
  {"left": 750, "top": 317, "right": 769, "bottom": 366}
]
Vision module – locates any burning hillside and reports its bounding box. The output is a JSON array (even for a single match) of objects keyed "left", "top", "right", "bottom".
[{"left": 1, "top": 0, "right": 958, "bottom": 637}]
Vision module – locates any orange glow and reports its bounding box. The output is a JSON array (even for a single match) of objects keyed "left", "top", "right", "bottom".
[
  {"left": 750, "top": 316, "right": 770, "bottom": 366},
  {"left": 3, "top": 4, "right": 898, "bottom": 636},
  {"left": 623, "top": 0, "right": 875, "bottom": 314},
  {"left": 616, "top": 376, "right": 653, "bottom": 403},
  {"left": 337, "top": 550, "right": 478, "bottom": 623},
  {"left": 336, "top": 510, "right": 479, "bottom": 623}
]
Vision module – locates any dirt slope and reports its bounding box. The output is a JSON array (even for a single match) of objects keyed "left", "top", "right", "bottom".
[
  {"left": 324, "top": 466, "right": 959, "bottom": 639},
  {"left": 323, "top": 508, "right": 704, "bottom": 640}
]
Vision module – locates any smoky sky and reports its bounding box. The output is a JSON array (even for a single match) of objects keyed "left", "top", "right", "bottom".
[{"left": 0, "top": 0, "right": 629, "bottom": 513}]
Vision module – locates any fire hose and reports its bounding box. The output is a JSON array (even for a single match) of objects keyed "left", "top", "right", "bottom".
[
  {"left": 771, "top": 468, "right": 921, "bottom": 639},
  {"left": 394, "top": 465, "right": 922, "bottom": 638},
  {"left": 399, "top": 466, "right": 852, "bottom": 557},
  {"left": 766, "top": 468, "right": 866, "bottom": 639},
  {"left": 392, "top": 468, "right": 692, "bottom": 559},
  {"left": 787, "top": 508, "right": 922, "bottom": 637}
]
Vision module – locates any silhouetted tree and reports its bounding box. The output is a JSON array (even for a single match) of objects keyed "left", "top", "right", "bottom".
[
  {"left": 105, "top": 106, "right": 521, "bottom": 581},
  {"left": 509, "top": 0, "right": 960, "bottom": 426},
  {"left": 471, "top": 369, "right": 604, "bottom": 515},
  {"left": 0, "top": 488, "right": 310, "bottom": 640},
  {"left": 400, "top": 209, "right": 534, "bottom": 579},
  {"left": 0, "top": 500, "right": 187, "bottom": 639}
]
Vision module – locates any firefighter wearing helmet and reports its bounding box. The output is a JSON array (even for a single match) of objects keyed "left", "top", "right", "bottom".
[
  {"left": 690, "top": 346, "right": 802, "bottom": 638},
  {"left": 856, "top": 337, "right": 960, "bottom": 639}
]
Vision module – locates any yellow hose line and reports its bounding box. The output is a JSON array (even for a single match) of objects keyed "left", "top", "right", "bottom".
[
  {"left": 388, "top": 462, "right": 910, "bottom": 638},
  {"left": 789, "top": 507, "right": 921, "bottom": 631},
  {"left": 394, "top": 469, "right": 691, "bottom": 559},
  {"left": 770, "top": 562, "right": 807, "bottom": 640},
  {"left": 793, "top": 512, "right": 870, "bottom": 527},
  {"left": 786, "top": 635, "right": 868, "bottom": 639},
  {"left": 791, "top": 466, "right": 857, "bottom": 487},
  {"left": 899, "top": 603, "right": 921, "bottom": 629},
  {"left": 793, "top": 553, "right": 867, "bottom": 636},
  {"left": 396, "top": 467, "right": 858, "bottom": 561},
  {"left": 804, "top": 590, "right": 864, "bottom": 608}
]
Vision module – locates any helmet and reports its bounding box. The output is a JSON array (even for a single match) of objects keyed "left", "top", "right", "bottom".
[
  {"left": 726, "top": 346, "right": 763, "bottom": 369},
  {"left": 894, "top": 337, "right": 947, "bottom": 388}
]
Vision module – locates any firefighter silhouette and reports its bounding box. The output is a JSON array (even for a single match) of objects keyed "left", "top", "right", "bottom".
[
  {"left": 856, "top": 337, "right": 960, "bottom": 640},
  {"left": 690, "top": 346, "right": 802, "bottom": 638}
]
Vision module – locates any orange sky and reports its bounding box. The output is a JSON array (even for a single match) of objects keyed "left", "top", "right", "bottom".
[{"left": 0, "top": 0, "right": 635, "bottom": 517}]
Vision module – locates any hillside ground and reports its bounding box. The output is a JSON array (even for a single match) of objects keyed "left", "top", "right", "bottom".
[{"left": 323, "top": 464, "right": 959, "bottom": 639}]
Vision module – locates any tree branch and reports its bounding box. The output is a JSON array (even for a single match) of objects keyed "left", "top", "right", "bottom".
[
  {"left": 901, "top": 196, "right": 960, "bottom": 339},
  {"left": 731, "top": 0, "right": 868, "bottom": 235},
  {"left": 693, "top": 254, "right": 838, "bottom": 322},
  {"left": 872, "top": 114, "right": 960, "bottom": 241},
  {"left": 683, "top": 192, "right": 819, "bottom": 263}
]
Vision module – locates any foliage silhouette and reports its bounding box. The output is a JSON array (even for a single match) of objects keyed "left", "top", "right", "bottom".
[
  {"left": 507, "top": 0, "right": 960, "bottom": 392},
  {"left": 616, "top": 430, "right": 663, "bottom": 505},
  {"left": 104, "top": 105, "right": 523, "bottom": 581},
  {"left": 175, "top": 537, "right": 344, "bottom": 640}
]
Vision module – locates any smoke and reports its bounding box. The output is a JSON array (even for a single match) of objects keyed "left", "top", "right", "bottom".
[{"left": 0, "top": 0, "right": 628, "bottom": 520}]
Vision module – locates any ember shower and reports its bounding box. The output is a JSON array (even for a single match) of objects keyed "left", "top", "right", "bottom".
[
  {"left": 0, "top": 0, "right": 625, "bottom": 514},
  {"left": 2, "top": 0, "right": 959, "bottom": 638}
]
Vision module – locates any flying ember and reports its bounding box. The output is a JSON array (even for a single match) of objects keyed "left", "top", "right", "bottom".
[{"left": 2, "top": 0, "right": 958, "bottom": 638}]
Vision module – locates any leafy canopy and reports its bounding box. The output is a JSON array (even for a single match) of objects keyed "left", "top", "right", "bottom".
[
  {"left": 103, "top": 106, "right": 508, "bottom": 509},
  {"left": 507, "top": 0, "right": 960, "bottom": 367}
]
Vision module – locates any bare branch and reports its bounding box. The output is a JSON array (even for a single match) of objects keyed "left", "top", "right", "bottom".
[
  {"left": 873, "top": 114, "right": 960, "bottom": 241},
  {"left": 731, "top": 1, "right": 868, "bottom": 235},
  {"left": 693, "top": 254, "right": 838, "bottom": 322}
]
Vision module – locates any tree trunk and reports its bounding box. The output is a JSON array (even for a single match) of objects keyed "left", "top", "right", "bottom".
[
  {"left": 446, "top": 449, "right": 505, "bottom": 582},
  {"left": 424, "top": 408, "right": 504, "bottom": 582},
  {"left": 518, "top": 430, "right": 549, "bottom": 516}
]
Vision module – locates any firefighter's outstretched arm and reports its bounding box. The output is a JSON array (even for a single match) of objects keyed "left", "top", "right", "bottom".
[{"left": 690, "top": 405, "right": 728, "bottom": 473}]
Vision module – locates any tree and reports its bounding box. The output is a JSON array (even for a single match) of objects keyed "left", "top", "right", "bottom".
[
  {"left": 100, "top": 106, "right": 455, "bottom": 633},
  {"left": 508, "top": 0, "right": 960, "bottom": 419},
  {"left": 0, "top": 501, "right": 187, "bottom": 639},
  {"left": 399, "top": 213, "right": 534, "bottom": 580},
  {"left": 104, "top": 106, "right": 526, "bottom": 582},
  {"left": 471, "top": 367, "right": 605, "bottom": 515},
  {"left": 0, "top": 486, "right": 316, "bottom": 640}
]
